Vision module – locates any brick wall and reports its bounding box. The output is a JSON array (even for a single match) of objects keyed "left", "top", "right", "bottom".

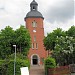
[
  {"left": 48, "top": 66, "right": 71, "bottom": 75},
  {"left": 25, "top": 18, "right": 48, "bottom": 65}
]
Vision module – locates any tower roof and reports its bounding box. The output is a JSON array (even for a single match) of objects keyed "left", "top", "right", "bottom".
[
  {"left": 25, "top": 11, "right": 44, "bottom": 19},
  {"left": 30, "top": 0, "right": 38, "bottom": 6},
  {"left": 25, "top": 0, "right": 44, "bottom": 20}
]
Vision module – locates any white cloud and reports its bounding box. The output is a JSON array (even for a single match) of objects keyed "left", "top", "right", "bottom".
[
  {"left": 0, "top": 0, "right": 74, "bottom": 35},
  {"left": 45, "top": 0, "right": 74, "bottom": 23}
]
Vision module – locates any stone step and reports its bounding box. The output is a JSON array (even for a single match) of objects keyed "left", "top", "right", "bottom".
[{"left": 29, "top": 65, "right": 45, "bottom": 75}]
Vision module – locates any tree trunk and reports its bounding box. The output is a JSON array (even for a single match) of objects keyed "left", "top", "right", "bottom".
[{"left": 20, "top": 43, "right": 21, "bottom": 53}]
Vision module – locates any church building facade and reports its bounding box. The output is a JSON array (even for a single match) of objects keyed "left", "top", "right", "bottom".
[{"left": 24, "top": 0, "right": 47, "bottom": 65}]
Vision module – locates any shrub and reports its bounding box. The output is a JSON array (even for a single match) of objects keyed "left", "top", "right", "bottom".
[
  {"left": 45, "top": 57, "right": 56, "bottom": 68},
  {"left": 0, "top": 55, "right": 30, "bottom": 75},
  {"left": 6, "top": 59, "right": 30, "bottom": 75},
  {"left": 0, "top": 60, "right": 7, "bottom": 75},
  {"left": 44, "top": 57, "right": 56, "bottom": 75},
  {"left": 8, "top": 53, "right": 27, "bottom": 60}
]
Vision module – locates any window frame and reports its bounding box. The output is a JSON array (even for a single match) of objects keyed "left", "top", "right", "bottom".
[
  {"left": 32, "top": 21, "right": 37, "bottom": 27},
  {"left": 32, "top": 43, "right": 34, "bottom": 49},
  {"left": 36, "top": 43, "right": 38, "bottom": 49}
]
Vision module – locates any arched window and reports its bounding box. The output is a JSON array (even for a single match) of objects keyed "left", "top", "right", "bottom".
[
  {"left": 36, "top": 43, "right": 38, "bottom": 49},
  {"left": 33, "top": 6, "right": 36, "bottom": 10},
  {"left": 32, "top": 21, "right": 37, "bottom": 27},
  {"left": 32, "top": 43, "right": 34, "bottom": 49},
  {"left": 33, "top": 55, "right": 38, "bottom": 59},
  {"left": 34, "top": 36, "right": 36, "bottom": 41}
]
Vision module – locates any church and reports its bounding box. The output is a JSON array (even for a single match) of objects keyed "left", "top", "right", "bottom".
[{"left": 24, "top": 0, "right": 48, "bottom": 65}]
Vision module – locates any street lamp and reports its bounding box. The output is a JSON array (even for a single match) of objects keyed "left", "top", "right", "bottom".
[{"left": 13, "top": 45, "right": 16, "bottom": 75}]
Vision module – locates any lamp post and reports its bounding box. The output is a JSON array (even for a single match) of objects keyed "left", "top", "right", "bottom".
[{"left": 13, "top": 45, "right": 16, "bottom": 75}]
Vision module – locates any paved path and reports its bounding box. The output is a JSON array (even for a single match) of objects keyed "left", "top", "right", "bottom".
[
  {"left": 29, "top": 65, "right": 45, "bottom": 75},
  {"left": 71, "top": 73, "right": 75, "bottom": 75},
  {"left": 29, "top": 65, "right": 75, "bottom": 75}
]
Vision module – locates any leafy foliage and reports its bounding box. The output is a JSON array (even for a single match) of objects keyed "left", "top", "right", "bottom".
[
  {"left": 45, "top": 57, "right": 56, "bottom": 68},
  {"left": 67, "top": 25, "right": 75, "bottom": 37},
  {"left": 44, "top": 26, "right": 75, "bottom": 65},
  {"left": 0, "top": 26, "right": 15, "bottom": 59},
  {"left": 44, "top": 28, "right": 66, "bottom": 50},
  {"left": 44, "top": 57, "right": 56, "bottom": 75},
  {"left": 0, "top": 25, "right": 31, "bottom": 59},
  {"left": 15, "top": 25, "right": 31, "bottom": 55},
  {"left": 0, "top": 54, "right": 30, "bottom": 75}
]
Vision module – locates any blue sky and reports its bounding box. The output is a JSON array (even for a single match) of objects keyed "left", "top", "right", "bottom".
[{"left": 0, "top": 0, "right": 74, "bottom": 35}]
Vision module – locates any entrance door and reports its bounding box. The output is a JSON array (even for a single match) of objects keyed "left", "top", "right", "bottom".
[
  {"left": 33, "top": 59, "right": 38, "bottom": 65},
  {"left": 32, "top": 55, "right": 38, "bottom": 65}
]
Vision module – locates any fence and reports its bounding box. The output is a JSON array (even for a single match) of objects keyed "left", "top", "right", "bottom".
[
  {"left": 70, "top": 64, "right": 75, "bottom": 73},
  {"left": 48, "top": 66, "right": 71, "bottom": 75}
]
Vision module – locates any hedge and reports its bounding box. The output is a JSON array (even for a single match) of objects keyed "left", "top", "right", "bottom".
[
  {"left": 0, "top": 59, "right": 30, "bottom": 75},
  {"left": 0, "top": 60, "right": 6, "bottom": 75},
  {"left": 44, "top": 57, "right": 56, "bottom": 75}
]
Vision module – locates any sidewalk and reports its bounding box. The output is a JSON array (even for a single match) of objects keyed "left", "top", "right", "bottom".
[
  {"left": 29, "top": 65, "right": 75, "bottom": 75},
  {"left": 71, "top": 73, "right": 75, "bottom": 75}
]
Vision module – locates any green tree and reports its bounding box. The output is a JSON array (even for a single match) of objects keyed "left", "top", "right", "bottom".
[
  {"left": 44, "top": 27, "right": 75, "bottom": 65},
  {"left": 54, "top": 36, "right": 74, "bottom": 65},
  {"left": 0, "top": 26, "right": 15, "bottom": 59},
  {"left": 0, "top": 25, "right": 31, "bottom": 59},
  {"left": 67, "top": 26, "right": 75, "bottom": 37},
  {"left": 44, "top": 28, "right": 66, "bottom": 50},
  {"left": 44, "top": 28, "right": 66, "bottom": 65},
  {"left": 15, "top": 25, "right": 31, "bottom": 55},
  {"left": 66, "top": 26, "right": 75, "bottom": 64}
]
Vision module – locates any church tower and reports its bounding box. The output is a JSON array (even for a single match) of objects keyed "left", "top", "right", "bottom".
[{"left": 24, "top": 0, "right": 47, "bottom": 65}]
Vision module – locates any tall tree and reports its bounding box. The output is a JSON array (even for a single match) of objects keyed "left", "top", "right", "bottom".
[
  {"left": 66, "top": 26, "right": 75, "bottom": 64},
  {"left": 67, "top": 26, "right": 75, "bottom": 37},
  {"left": 0, "top": 25, "right": 31, "bottom": 59},
  {"left": 44, "top": 27, "right": 75, "bottom": 65},
  {"left": 0, "top": 26, "right": 15, "bottom": 59},
  {"left": 44, "top": 28, "right": 66, "bottom": 50},
  {"left": 15, "top": 25, "right": 31, "bottom": 55}
]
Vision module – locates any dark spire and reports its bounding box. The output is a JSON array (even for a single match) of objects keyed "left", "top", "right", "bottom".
[{"left": 30, "top": 0, "right": 38, "bottom": 11}]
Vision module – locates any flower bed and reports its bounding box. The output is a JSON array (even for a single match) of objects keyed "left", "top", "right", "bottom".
[{"left": 48, "top": 66, "right": 71, "bottom": 75}]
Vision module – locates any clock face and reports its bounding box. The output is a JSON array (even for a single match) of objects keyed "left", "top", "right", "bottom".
[{"left": 33, "top": 30, "right": 36, "bottom": 33}]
